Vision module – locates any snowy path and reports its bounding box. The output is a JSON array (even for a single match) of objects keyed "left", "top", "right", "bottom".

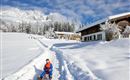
[
  {"left": 35, "top": 37, "right": 75, "bottom": 80},
  {"left": 3, "top": 35, "right": 100, "bottom": 80},
  {"left": 3, "top": 35, "right": 60, "bottom": 80},
  {"left": 51, "top": 46, "right": 100, "bottom": 80}
]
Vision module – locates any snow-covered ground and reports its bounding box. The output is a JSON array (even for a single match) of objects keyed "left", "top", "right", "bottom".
[
  {"left": 40, "top": 37, "right": 130, "bottom": 80},
  {"left": 1, "top": 32, "right": 130, "bottom": 80},
  {"left": 0, "top": 33, "right": 43, "bottom": 79}
]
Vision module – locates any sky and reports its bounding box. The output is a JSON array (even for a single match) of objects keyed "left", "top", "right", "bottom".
[{"left": 1, "top": 0, "right": 130, "bottom": 24}]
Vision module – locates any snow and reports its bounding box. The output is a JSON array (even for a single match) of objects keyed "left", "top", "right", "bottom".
[
  {"left": 54, "top": 39, "right": 130, "bottom": 80},
  {"left": 1, "top": 32, "right": 130, "bottom": 80},
  {"left": 108, "top": 12, "right": 130, "bottom": 20},
  {"left": 0, "top": 33, "right": 42, "bottom": 79},
  {"left": 40, "top": 38, "right": 130, "bottom": 80},
  {"left": 55, "top": 31, "right": 77, "bottom": 35},
  {"left": 123, "top": 25, "right": 130, "bottom": 34}
]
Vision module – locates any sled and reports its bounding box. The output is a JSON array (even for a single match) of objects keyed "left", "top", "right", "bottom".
[
  {"left": 37, "top": 74, "right": 50, "bottom": 80},
  {"left": 37, "top": 76, "right": 42, "bottom": 80}
]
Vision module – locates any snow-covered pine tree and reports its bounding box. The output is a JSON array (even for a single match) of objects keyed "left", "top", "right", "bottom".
[
  {"left": 123, "top": 25, "right": 130, "bottom": 38},
  {"left": 44, "top": 27, "right": 56, "bottom": 39},
  {"left": 0, "top": 19, "right": 8, "bottom": 32},
  {"left": 25, "top": 23, "right": 31, "bottom": 34},
  {"left": 100, "top": 21, "right": 121, "bottom": 40}
]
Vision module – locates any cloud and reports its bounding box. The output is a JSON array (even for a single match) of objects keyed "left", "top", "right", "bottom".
[{"left": 1, "top": 0, "right": 130, "bottom": 24}]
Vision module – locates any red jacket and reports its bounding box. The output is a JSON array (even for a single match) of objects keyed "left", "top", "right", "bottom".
[{"left": 44, "top": 61, "right": 53, "bottom": 73}]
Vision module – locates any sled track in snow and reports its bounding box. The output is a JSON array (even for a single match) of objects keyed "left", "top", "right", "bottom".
[
  {"left": 51, "top": 46, "right": 74, "bottom": 80},
  {"left": 37, "top": 38, "right": 74, "bottom": 80},
  {"left": 50, "top": 46, "right": 101, "bottom": 80}
]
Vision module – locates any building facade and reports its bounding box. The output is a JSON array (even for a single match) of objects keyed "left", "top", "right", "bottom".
[
  {"left": 55, "top": 31, "right": 81, "bottom": 41},
  {"left": 76, "top": 12, "right": 130, "bottom": 41}
]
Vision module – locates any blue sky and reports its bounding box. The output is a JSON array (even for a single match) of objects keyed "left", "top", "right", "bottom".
[{"left": 1, "top": 0, "right": 130, "bottom": 24}]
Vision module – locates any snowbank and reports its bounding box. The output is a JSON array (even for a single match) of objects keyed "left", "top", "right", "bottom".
[{"left": 0, "top": 33, "right": 42, "bottom": 79}]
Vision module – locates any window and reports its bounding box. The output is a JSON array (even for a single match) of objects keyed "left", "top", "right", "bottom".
[
  {"left": 128, "top": 17, "right": 130, "bottom": 22},
  {"left": 84, "top": 37, "right": 87, "bottom": 41},
  {"left": 90, "top": 36, "right": 92, "bottom": 40},
  {"left": 97, "top": 34, "right": 102, "bottom": 40},
  {"left": 93, "top": 35, "right": 96, "bottom": 40},
  {"left": 84, "top": 37, "right": 85, "bottom": 41},
  {"left": 85, "top": 37, "right": 89, "bottom": 41}
]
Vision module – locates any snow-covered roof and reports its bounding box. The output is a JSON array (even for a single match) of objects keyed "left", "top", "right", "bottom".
[
  {"left": 76, "top": 18, "right": 107, "bottom": 32},
  {"left": 108, "top": 12, "right": 130, "bottom": 20},
  {"left": 76, "top": 12, "right": 130, "bottom": 32},
  {"left": 55, "top": 31, "right": 76, "bottom": 35}
]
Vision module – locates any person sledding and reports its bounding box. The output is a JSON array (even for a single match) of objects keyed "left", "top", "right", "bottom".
[{"left": 39, "top": 59, "right": 53, "bottom": 80}]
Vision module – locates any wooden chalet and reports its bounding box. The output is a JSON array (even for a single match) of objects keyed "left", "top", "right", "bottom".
[{"left": 76, "top": 12, "right": 130, "bottom": 41}]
